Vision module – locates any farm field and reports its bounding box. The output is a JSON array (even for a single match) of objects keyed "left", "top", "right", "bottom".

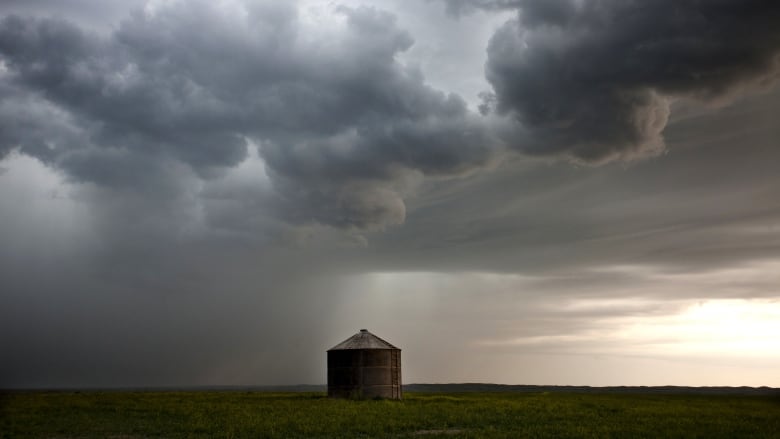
[{"left": 2, "top": 391, "right": 779, "bottom": 438}]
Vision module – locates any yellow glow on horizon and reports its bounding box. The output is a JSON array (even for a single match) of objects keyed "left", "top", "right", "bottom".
[
  {"left": 622, "top": 299, "right": 780, "bottom": 357},
  {"left": 479, "top": 298, "right": 780, "bottom": 360},
  {"left": 345, "top": 269, "right": 780, "bottom": 385}
]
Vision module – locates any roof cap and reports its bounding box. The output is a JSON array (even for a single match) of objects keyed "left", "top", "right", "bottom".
[{"left": 328, "top": 329, "right": 400, "bottom": 351}]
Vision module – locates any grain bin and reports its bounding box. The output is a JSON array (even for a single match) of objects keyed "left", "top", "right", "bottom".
[{"left": 327, "top": 329, "right": 402, "bottom": 399}]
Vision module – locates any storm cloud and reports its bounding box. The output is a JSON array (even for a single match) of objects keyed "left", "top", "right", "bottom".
[
  {"left": 479, "top": 0, "right": 780, "bottom": 162},
  {"left": 3, "top": 1, "right": 780, "bottom": 230},
  {"left": 0, "top": 1, "right": 497, "bottom": 230}
]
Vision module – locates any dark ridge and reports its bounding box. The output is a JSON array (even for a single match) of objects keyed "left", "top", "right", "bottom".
[
  {"left": 0, "top": 385, "right": 327, "bottom": 393},
  {"left": 2, "top": 384, "right": 778, "bottom": 396},
  {"left": 404, "top": 383, "right": 780, "bottom": 396}
]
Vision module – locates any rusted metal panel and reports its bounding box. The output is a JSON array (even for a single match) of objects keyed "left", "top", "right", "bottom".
[{"left": 391, "top": 349, "right": 401, "bottom": 399}]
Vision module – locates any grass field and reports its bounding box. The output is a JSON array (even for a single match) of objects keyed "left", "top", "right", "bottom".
[{"left": 2, "top": 391, "right": 779, "bottom": 438}]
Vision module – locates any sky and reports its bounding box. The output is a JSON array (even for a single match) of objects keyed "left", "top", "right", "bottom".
[{"left": 1, "top": 0, "right": 780, "bottom": 388}]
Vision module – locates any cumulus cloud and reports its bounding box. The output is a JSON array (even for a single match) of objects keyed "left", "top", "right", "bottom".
[
  {"left": 0, "top": 1, "right": 498, "bottom": 230},
  {"left": 2, "top": 0, "right": 780, "bottom": 232},
  {"left": 459, "top": 0, "right": 780, "bottom": 162},
  {"left": 441, "top": 0, "right": 521, "bottom": 17}
]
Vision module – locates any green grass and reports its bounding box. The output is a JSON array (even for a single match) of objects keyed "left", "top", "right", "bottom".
[{"left": 2, "top": 391, "right": 779, "bottom": 438}]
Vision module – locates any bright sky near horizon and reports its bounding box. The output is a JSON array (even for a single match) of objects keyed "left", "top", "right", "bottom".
[{"left": 1, "top": 0, "right": 780, "bottom": 388}]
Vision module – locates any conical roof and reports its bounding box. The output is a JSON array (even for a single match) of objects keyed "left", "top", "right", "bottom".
[{"left": 328, "top": 329, "right": 400, "bottom": 351}]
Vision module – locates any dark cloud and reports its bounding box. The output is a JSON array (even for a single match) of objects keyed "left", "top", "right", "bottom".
[
  {"left": 363, "top": 87, "right": 780, "bottom": 275},
  {"left": 0, "top": 2, "right": 498, "bottom": 230},
  {"left": 0, "top": 0, "right": 145, "bottom": 32},
  {"left": 481, "top": 0, "right": 780, "bottom": 162},
  {"left": 3, "top": 0, "right": 779, "bottom": 230}
]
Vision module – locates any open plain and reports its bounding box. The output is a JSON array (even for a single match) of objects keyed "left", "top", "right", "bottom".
[{"left": 2, "top": 390, "right": 779, "bottom": 438}]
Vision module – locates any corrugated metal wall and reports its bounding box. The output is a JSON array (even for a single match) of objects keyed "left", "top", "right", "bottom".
[{"left": 327, "top": 349, "right": 402, "bottom": 399}]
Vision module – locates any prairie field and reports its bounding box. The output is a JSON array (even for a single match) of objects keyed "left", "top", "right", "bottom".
[{"left": 2, "top": 391, "right": 779, "bottom": 438}]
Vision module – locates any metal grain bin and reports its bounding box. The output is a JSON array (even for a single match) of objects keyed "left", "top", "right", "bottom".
[{"left": 327, "top": 329, "right": 402, "bottom": 399}]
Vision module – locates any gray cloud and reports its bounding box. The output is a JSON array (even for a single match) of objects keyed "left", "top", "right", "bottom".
[
  {"left": 480, "top": 0, "right": 780, "bottom": 162},
  {"left": 0, "top": 0, "right": 145, "bottom": 33},
  {"left": 441, "top": 0, "right": 521, "bottom": 17},
  {"left": 3, "top": 0, "right": 779, "bottom": 231},
  {"left": 0, "top": 2, "right": 498, "bottom": 230},
  {"left": 362, "top": 86, "right": 780, "bottom": 275}
]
